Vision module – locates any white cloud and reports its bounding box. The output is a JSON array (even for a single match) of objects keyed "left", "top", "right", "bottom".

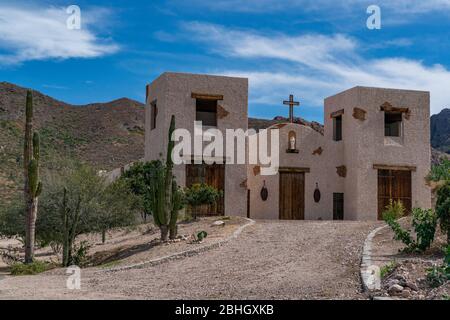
[
  {"left": 185, "top": 22, "right": 450, "bottom": 115},
  {"left": 0, "top": 5, "right": 119, "bottom": 64},
  {"left": 179, "top": 0, "right": 450, "bottom": 14}
]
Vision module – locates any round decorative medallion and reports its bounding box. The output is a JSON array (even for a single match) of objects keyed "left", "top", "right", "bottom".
[
  {"left": 260, "top": 181, "right": 268, "bottom": 201},
  {"left": 313, "top": 183, "right": 321, "bottom": 203}
]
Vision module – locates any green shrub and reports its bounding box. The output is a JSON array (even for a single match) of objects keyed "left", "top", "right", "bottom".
[
  {"left": 383, "top": 201, "right": 438, "bottom": 252},
  {"left": 436, "top": 182, "right": 450, "bottom": 245},
  {"left": 185, "top": 183, "right": 222, "bottom": 219},
  {"left": 71, "top": 241, "right": 90, "bottom": 267},
  {"left": 197, "top": 231, "right": 208, "bottom": 242},
  {"left": 427, "top": 266, "right": 448, "bottom": 288},
  {"left": 427, "top": 159, "right": 450, "bottom": 182},
  {"left": 10, "top": 261, "right": 49, "bottom": 276},
  {"left": 382, "top": 200, "right": 414, "bottom": 248},
  {"left": 426, "top": 246, "right": 450, "bottom": 288},
  {"left": 1, "top": 165, "right": 138, "bottom": 267},
  {"left": 380, "top": 261, "right": 397, "bottom": 279},
  {"left": 412, "top": 208, "right": 437, "bottom": 251}
]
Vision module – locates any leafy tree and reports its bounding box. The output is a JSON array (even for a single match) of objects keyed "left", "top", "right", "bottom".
[
  {"left": 94, "top": 179, "right": 139, "bottom": 244},
  {"left": 184, "top": 183, "right": 222, "bottom": 220},
  {"left": 121, "top": 161, "right": 157, "bottom": 222},
  {"left": 121, "top": 116, "right": 184, "bottom": 241},
  {"left": 436, "top": 182, "right": 450, "bottom": 245},
  {"left": 0, "top": 199, "right": 25, "bottom": 242},
  {"left": 1, "top": 165, "right": 138, "bottom": 266}
]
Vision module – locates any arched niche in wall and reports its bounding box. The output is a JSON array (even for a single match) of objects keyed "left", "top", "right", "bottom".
[{"left": 286, "top": 131, "right": 299, "bottom": 153}]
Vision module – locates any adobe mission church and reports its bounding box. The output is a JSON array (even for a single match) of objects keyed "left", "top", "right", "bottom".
[{"left": 145, "top": 72, "right": 431, "bottom": 221}]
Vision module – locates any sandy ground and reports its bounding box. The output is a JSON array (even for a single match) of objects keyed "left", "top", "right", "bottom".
[
  {"left": 0, "top": 220, "right": 377, "bottom": 300},
  {"left": 0, "top": 217, "right": 245, "bottom": 269}
]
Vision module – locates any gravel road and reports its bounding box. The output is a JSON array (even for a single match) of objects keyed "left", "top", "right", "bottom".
[{"left": 0, "top": 220, "right": 378, "bottom": 300}]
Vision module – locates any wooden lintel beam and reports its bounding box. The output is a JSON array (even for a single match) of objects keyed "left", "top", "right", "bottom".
[
  {"left": 279, "top": 167, "right": 311, "bottom": 173},
  {"left": 373, "top": 164, "right": 417, "bottom": 172},
  {"left": 330, "top": 109, "right": 344, "bottom": 118},
  {"left": 380, "top": 106, "right": 409, "bottom": 113},
  {"left": 191, "top": 92, "right": 224, "bottom": 100}
]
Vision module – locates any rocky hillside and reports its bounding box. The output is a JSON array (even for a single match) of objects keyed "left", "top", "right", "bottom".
[
  {"left": 248, "top": 116, "right": 323, "bottom": 134},
  {"left": 0, "top": 82, "right": 145, "bottom": 201},
  {"left": 431, "top": 108, "right": 450, "bottom": 154}
]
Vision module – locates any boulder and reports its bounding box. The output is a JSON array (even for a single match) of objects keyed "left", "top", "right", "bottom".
[
  {"left": 388, "top": 284, "right": 404, "bottom": 296},
  {"left": 405, "top": 281, "right": 418, "bottom": 292},
  {"left": 401, "top": 289, "right": 411, "bottom": 299}
]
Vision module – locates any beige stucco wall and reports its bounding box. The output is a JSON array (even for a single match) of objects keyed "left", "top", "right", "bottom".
[
  {"left": 325, "top": 86, "right": 431, "bottom": 220},
  {"left": 144, "top": 72, "right": 248, "bottom": 217},
  {"left": 247, "top": 123, "right": 343, "bottom": 220},
  {"left": 145, "top": 73, "right": 431, "bottom": 221}
]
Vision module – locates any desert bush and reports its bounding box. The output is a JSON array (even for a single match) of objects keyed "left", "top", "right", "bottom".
[
  {"left": 436, "top": 182, "right": 450, "bottom": 245},
  {"left": 382, "top": 200, "right": 414, "bottom": 248},
  {"left": 94, "top": 179, "right": 140, "bottom": 244},
  {"left": 0, "top": 247, "right": 21, "bottom": 266},
  {"left": 197, "top": 230, "right": 208, "bottom": 242},
  {"left": 412, "top": 208, "right": 437, "bottom": 252},
  {"left": 0, "top": 199, "right": 26, "bottom": 242},
  {"left": 10, "top": 260, "right": 49, "bottom": 276},
  {"left": 383, "top": 201, "right": 438, "bottom": 252},
  {"left": 70, "top": 241, "right": 91, "bottom": 267},
  {"left": 380, "top": 261, "right": 397, "bottom": 279},
  {"left": 427, "top": 159, "right": 450, "bottom": 182},
  {"left": 184, "top": 183, "right": 222, "bottom": 220},
  {"left": 0, "top": 165, "right": 138, "bottom": 267},
  {"left": 427, "top": 246, "right": 449, "bottom": 288}
]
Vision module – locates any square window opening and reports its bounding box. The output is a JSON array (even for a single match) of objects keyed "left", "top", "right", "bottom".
[
  {"left": 385, "top": 112, "right": 402, "bottom": 137},
  {"left": 196, "top": 99, "right": 217, "bottom": 127}
]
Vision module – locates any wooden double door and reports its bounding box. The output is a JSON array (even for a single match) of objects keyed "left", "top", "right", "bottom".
[
  {"left": 279, "top": 171, "right": 305, "bottom": 220},
  {"left": 186, "top": 163, "right": 225, "bottom": 216},
  {"left": 377, "top": 169, "right": 412, "bottom": 220}
]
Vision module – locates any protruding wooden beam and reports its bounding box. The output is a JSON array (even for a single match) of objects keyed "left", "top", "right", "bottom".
[
  {"left": 373, "top": 164, "right": 417, "bottom": 172},
  {"left": 191, "top": 92, "right": 224, "bottom": 100},
  {"left": 380, "top": 102, "right": 409, "bottom": 114},
  {"left": 330, "top": 109, "right": 344, "bottom": 118},
  {"left": 279, "top": 167, "right": 310, "bottom": 173}
]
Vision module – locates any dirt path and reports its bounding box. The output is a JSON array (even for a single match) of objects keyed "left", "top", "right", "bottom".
[{"left": 0, "top": 220, "right": 378, "bottom": 300}]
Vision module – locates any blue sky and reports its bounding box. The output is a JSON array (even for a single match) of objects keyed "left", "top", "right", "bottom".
[{"left": 1, "top": 0, "right": 450, "bottom": 122}]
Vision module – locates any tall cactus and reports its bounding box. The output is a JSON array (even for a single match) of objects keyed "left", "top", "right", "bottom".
[
  {"left": 23, "top": 90, "right": 42, "bottom": 263},
  {"left": 149, "top": 115, "right": 183, "bottom": 241}
]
